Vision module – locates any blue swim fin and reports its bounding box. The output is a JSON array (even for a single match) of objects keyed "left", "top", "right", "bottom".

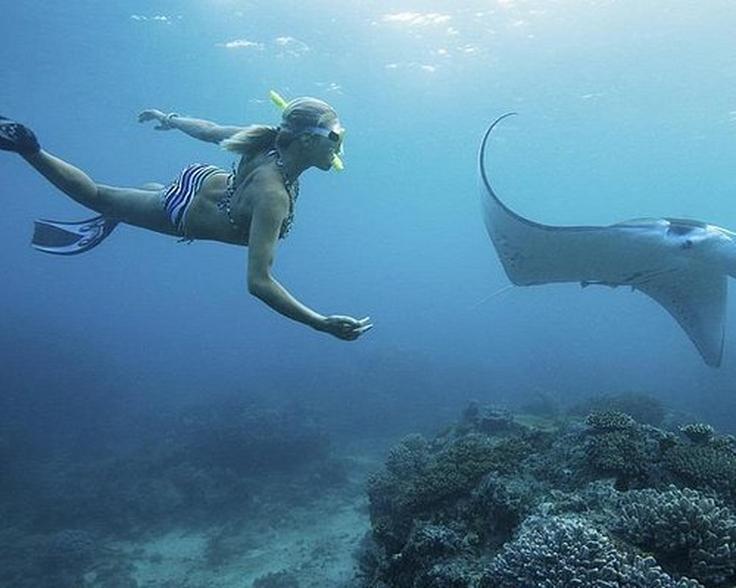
[{"left": 31, "top": 215, "right": 119, "bottom": 255}]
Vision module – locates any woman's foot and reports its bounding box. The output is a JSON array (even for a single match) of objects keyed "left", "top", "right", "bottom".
[{"left": 0, "top": 116, "right": 40, "bottom": 155}]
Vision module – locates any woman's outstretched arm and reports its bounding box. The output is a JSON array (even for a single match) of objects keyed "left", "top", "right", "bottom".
[
  {"left": 138, "top": 109, "right": 243, "bottom": 144},
  {"left": 246, "top": 182, "right": 372, "bottom": 341}
]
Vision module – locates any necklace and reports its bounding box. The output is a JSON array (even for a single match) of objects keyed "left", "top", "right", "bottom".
[{"left": 273, "top": 152, "right": 300, "bottom": 238}]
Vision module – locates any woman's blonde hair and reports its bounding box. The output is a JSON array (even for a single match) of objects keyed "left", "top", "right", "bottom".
[
  {"left": 222, "top": 96, "right": 339, "bottom": 157},
  {"left": 221, "top": 124, "right": 278, "bottom": 157}
]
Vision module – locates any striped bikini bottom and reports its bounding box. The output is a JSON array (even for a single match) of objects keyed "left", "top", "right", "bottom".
[{"left": 161, "top": 163, "right": 224, "bottom": 233}]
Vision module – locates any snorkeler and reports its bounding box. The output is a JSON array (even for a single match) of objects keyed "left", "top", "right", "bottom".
[{"left": 0, "top": 96, "right": 372, "bottom": 341}]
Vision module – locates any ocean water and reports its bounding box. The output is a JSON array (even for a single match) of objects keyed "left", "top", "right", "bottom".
[{"left": 2, "top": 1, "right": 736, "bottom": 586}]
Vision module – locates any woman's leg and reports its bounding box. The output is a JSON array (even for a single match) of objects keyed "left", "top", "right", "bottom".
[
  {"left": 23, "top": 150, "right": 176, "bottom": 235},
  {"left": 23, "top": 150, "right": 101, "bottom": 210},
  {"left": 2, "top": 117, "right": 177, "bottom": 235}
]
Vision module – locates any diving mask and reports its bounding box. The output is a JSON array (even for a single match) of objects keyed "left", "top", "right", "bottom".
[{"left": 303, "top": 125, "right": 344, "bottom": 155}]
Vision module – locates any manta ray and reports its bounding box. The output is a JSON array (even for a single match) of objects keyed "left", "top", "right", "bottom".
[{"left": 479, "top": 113, "right": 736, "bottom": 367}]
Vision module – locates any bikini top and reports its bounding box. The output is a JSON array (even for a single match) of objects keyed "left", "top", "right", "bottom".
[{"left": 220, "top": 149, "right": 300, "bottom": 241}]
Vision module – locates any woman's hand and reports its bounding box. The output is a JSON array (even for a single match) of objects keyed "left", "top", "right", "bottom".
[
  {"left": 320, "top": 315, "right": 373, "bottom": 341},
  {"left": 138, "top": 109, "right": 177, "bottom": 130}
]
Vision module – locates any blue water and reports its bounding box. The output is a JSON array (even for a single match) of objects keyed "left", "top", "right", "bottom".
[{"left": 3, "top": 0, "right": 736, "bottom": 510}]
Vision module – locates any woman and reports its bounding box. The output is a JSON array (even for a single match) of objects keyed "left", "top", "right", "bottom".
[{"left": 0, "top": 97, "right": 372, "bottom": 341}]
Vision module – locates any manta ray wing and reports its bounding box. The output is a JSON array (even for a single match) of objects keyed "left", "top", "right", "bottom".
[
  {"left": 482, "top": 196, "right": 649, "bottom": 286},
  {"left": 478, "top": 113, "right": 728, "bottom": 366},
  {"left": 480, "top": 115, "right": 670, "bottom": 287},
  {"left": 634, "top": 269, "right": 726, "bottom": 367}
]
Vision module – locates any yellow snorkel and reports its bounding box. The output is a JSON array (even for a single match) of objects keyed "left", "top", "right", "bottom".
[
  {"left": 269, "top": 90, "right": 344, "bottom": 172},
  {"left": 269, "top": 89, "right": 289, "bottom": 111}
]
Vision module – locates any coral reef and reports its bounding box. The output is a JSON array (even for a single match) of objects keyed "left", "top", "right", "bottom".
[
  {"left": 663, "top": 442, "right": 736, "bottom": 501},
  {"left": 585, "top": 409, "right": 636, "bottom": 431},
  {"left": 360, "top": 403, "right": 735, "bottom": 587},
  {"left": 368, "top": 429, "right": 534, "bottom": 554},
  {"left": 569, "top": 391, "right": 666, "bottom": 426},
  {"left": 383, "top": 523, "right": 468, "bottom": 586},
  {"left": 583, "top": 422, "right": 656, "bottom": 488},
  {"left": 680, "top": 423, "right": 716, "bottom": 445},
  {"left": 611, "top": 486, "right": 736, "bottom": 586},
  {"left": 472, "top": 473, "right": 539, "bottom": 544},
  {"left": 483, "top": 515, "right": 702, "bottom": 588}
]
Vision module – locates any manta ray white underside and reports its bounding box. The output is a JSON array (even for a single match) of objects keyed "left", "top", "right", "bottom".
[{"left": 479, "top": 114, "right": 736, "bottom": 367}]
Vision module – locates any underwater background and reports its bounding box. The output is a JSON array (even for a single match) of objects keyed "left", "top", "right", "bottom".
[{"left": 3, "top": 1, "right": 736, "bottom": 586}]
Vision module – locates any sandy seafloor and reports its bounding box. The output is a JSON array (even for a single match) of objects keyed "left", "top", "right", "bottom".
[
  {"left": 91, "top": 444, "right": 383, "bottom": 588},
  {"left": 118, "top": 492, "right": 365, "bottom": 587}
]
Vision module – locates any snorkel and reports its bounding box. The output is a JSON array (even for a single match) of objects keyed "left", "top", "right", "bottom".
[{"left": 269, "top": 90, "right": 344, "bottom": 171}]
